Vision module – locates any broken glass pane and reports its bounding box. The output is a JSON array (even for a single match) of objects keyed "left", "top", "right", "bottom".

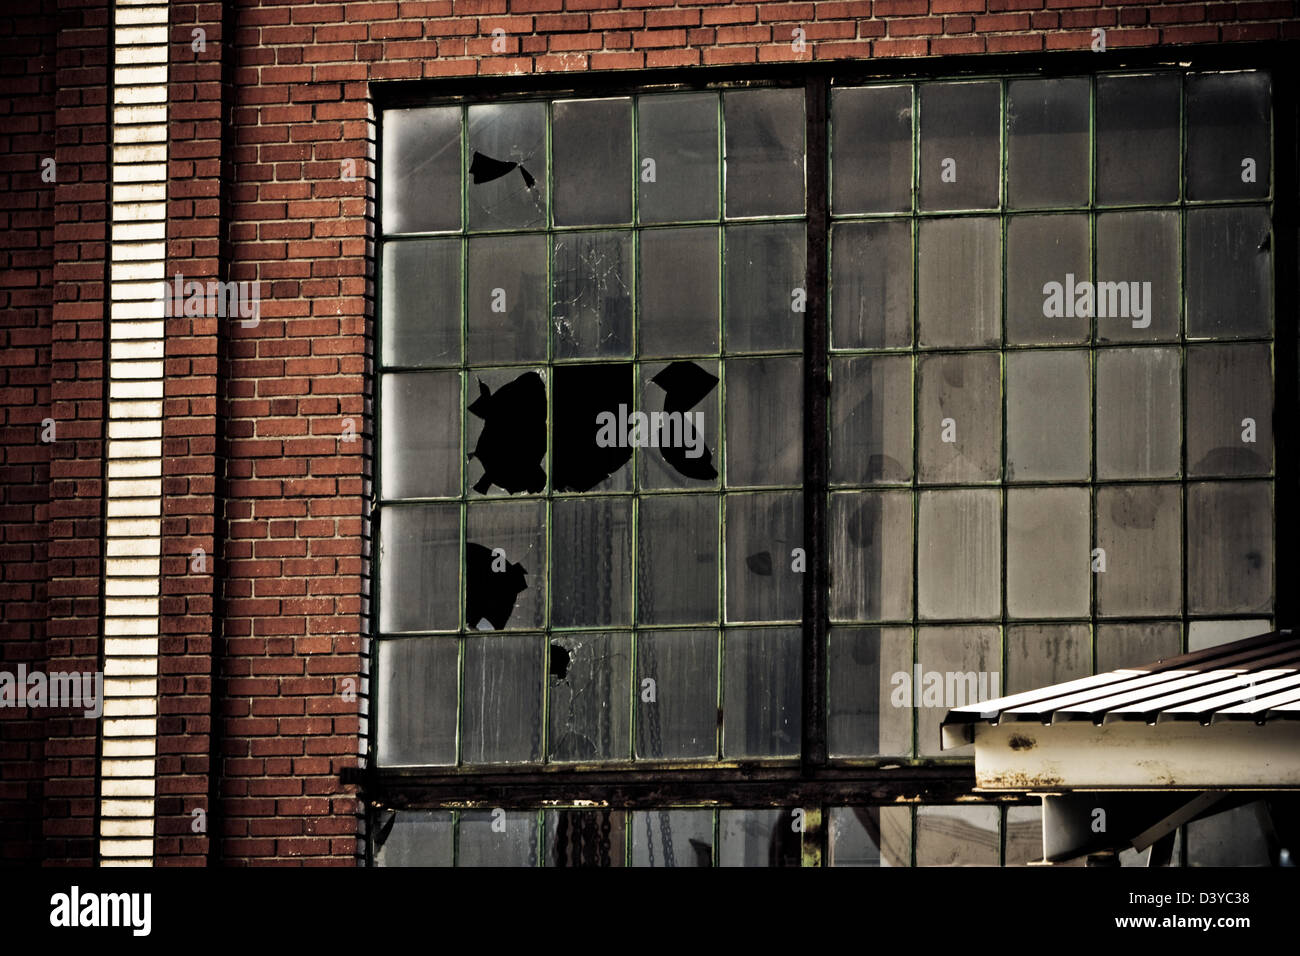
[
  {"left": 724, "top": 221, "right": 806, "bottom": 353},
  {"left": 1186, "top": 343, "right": 1273, "bottom": 477},
  {"left": 637, "top": 494, "right": 719, "bottom": 626},
  {"left": 467, "top": 100, "right": 547, "bottom": 231},
  {"left": 722, "top": 628, "right": 801, "bottom": 758},
  {"left": 1186, "top": 206, "right": 1272, "bottom": 339},
  {"left": 1007, "top": 487, "right": 1090, "bottom": 619},
  {"left": 725, "top": 491, "right": 803, "bottom": 623},
  {"left": 917, "top": 351, "right": 1001, "bottom": 484},
  {"left": 1096, "top": 347, "right": 1181, "bottom": 479},
  {"left": 1187, "top": 71, "right": 1270, "bottom": 201},
  {"left": 827, "top": 626, "right": 912, "bottom": 757},
  {"left": 723, "top": 88, "right": 805, "bottom": 217},
  {"left": 548, "top": 632, "right": 632, "bottom": 762},
  {"left": 1005, "top": 349, "right": 1090, "bottom": 481},
  {"left": 831, "top": 84, "right": 912, "bottom": 214},
  {"left": 378, "top": 503, "right": 460, "bottom": 633},
  {"left": 638, "top": 360, "right": 720, "bottom": 489},
  {"left": 553, "top": 230, "right": 634, "bottom": 359},
  {"left": 465, "top": 499, "right": 546, "bottom": 631},
  {"left": 638, "top": 92, "right": 719, "bottom": 223},
  {"left": 551, "top": 362, "right": 633, "bottom": 492},
  {"left": 635, "top": 628, "right": 719, "bottom": 760},
  {"left": 724, "top": 356, "right": 803, "bottom": 487},
  {"left": 467, "top": 234, "right": 548, "bottom": 364},
  {"left": 919, "top": 81, "right": 1000, "bottom": 211},
  {"left": 1007, "top": 77, "right": 1089, "bottom": 209},
  {"left": 380, "top": 370, "right": 461, "bottom": 500},
  {"left": 1096, "top": 73, "right": 1180, "bottom": 205},
  {"left": 1188, "top": 481, "right": 1273, "bottom": 615},
  {"left": 1095, "top": 483, "right": 1182, "bottom": 617},
  {"left": 461, "top": 634, "right": 544, "bottom": 764},
  {"left": 375, "top": 637, "right": 459, "bottom": 767},
  {"left": 465, "top": 367, "right": 547, "bottom": 497},
  {"left": 829, "top": 491, "right": 913, "bottom": 622},
  {"left": 917, "top": 217, "right": 1000, "bottom": 347},
  {"left": 382, "top": 105, "right": 461, "bottom": 234},
  {"left": 917, "top": 490, "right": 1001, "bottom": 621},
  {"left": 551, "top": 496, "right": 632, "bottom": 627},
  {"left": 639, "top": 226, "right": 720, "bottom": 358},
  {"left": 830, "top": 219, "right": 913, "bottom": 350},
  {"left": 1096, "top": 210, "right": 1180, "bottom": 342},
  {"left": 553, "top": 98, "right": 632, "bottom": 226},
  {"left": 380, "top": 238, "right": 461, "bottom": 368},
  {"left": 1006, "top": 213, "right": 1090, "bottom": 345},
  {"left": 830, "top": 353, "right": 912, "bottom": 485}
]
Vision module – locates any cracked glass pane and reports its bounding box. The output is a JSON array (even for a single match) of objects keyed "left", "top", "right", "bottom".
[
  {"left": 1187, "top": 71, "right": 1270, "bottom": 201},
  {"left": 461, "top": 634, "right": 544, "bottom": 764},
  {"left": 919, "top": 81, "right": 999, "bottom": 211},
  {"left": 725, "top": 491, "right": 803, "bottom": 623},
  {"left": 382, "top": 105, "right": 461, "bottom": 234},
  {"left": 468, "top": 100, "right": 547, "bottom": 231},
  {"left": 1007, "top": 77, "right": 1089, "bottom": 208},
  {"left": 639, "top": 226, "right": 719, "bottom": 358},
  {"left": 552, "top": 230, "right": 633, "bottom": 358},
  {"left": 467, "top": 234, "right": 548, "bottom": 364},
  {"left": 378, "top": 503, "right": 460, "bottom": 633},
  {"left": 1096, "top": 73, "right": 1179, "bottom": 205},
  {"left": 724, "top": 221, "right": 806, "bottom": 353},
  {"left": 465, "top": 499, "right": 546, "bottom": 631},
  {"left": 831, "top": 84, "right": 912, "bottom": 214},
  {"left": 376, "top": 637, "right": 459, "bottom": 767},
  {"left": 724, "top": 87, "right": 805, "bottom": 218},
  {"left": 553, "top": 97, "right": 632, "bottom": 226},
  {"left": 381, "top": 370, "right": 461, "bottom": 500},
  {"left": 380, "top": 238, "right": 461, "bottom": 368},
  {"left": 550, "top": 496, "right": 632, "bottom": 628},
  {"left": 635, "top": 629, "right": 719, "bottom": 760},
  {"left": 827, "top": 626, "right": 912, "bottom": 757},
  {"left": 637, "top": 494, "right": 718, "bottom": 626},
  {"left": 722, "top": 628, "right": 801, "bottom": 758},
  {"left": 547, "top": 632, "right": 632, "bottom": 762},
  {"left": 638, "top": 91, "right": 719, "bottom": 223},
  {"left": 830, "top": 219, "right": 913, "bottom": 350}
]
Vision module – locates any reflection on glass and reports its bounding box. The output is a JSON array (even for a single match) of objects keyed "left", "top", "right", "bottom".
[{"left": 381, "top": 371, "right": 461, "bottom": 500}]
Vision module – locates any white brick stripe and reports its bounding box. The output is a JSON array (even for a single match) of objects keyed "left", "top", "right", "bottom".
[{"left": 99, "top": 3, "right": 167, "bottom": 867}]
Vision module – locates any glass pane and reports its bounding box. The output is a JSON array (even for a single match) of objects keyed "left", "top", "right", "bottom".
[
  {"left": 830, "top": 354, "right": 912, "bottom": 485},
  {"left": 1005, "top": 349, "right": 1090, "bottom": 481},
  {"left": 1096, "top": 74, "right": 1179, "bottom": 205},
  {"left": 917, "top": 217, "right": 1000, "bottom": 347},
  {"left": 638, "top": 92, "right": 719, "bottom": 223},
  {"left": 381, "top": 371, "right": 460, "bottom": 499},
  {"left": 830, "top": 219, "right": 913, "bottom": 350},
  {"left": 465, "top": 499, "right": 546, "bottom": 631},
  {"left": 1095, "top": 622, "right": 1182, "bottom": 671},
  {"left": 639, "top": 227, "right": 719, "bottom": 358},
  {"left": 725, "top": 491, "right": 803, "bottom": 623},
  {"left": 915, "top": 805, "right": 1001, "bottom": 865},
  {"left": 829, "top": 491, "right": 913, "bottom": 622},
  {"left": 548, "top": 632, "right": 632, "bottom": 762},
  {"left": 831, "top": 84, "right": 912, "bottom": 214},
  {"left": 724, "top": 222, "right": 806, "bottom": 353},
  {"left": 1188, "top": 618, "right": 1272, "bottom": 650},
  {"left": 829, "top": 807, "right": 911, "bottom": 867},
  {"left": 551, "top": 497, "right": 632, "bottom": 627},
  {"left": 632, "top": 809, "right": 715, "bottom": 867},
  {"left": 553, "top": 230, "right": 634, "bottom": 359},
  {"left": 1095, "top": 484, "right": 1182, "bottom": 617},
  {"left": 723, "top": 628, "right": 801, "bottom": 758},
  {"left": 1007, "top": 77, "right": 1089, "bottom": 209},
  {"left": 917, "top": 490, "right": 1001, "bottom": 621},
  {"left": 552, "top": 362, "right": 633, "bottom": 493},
  {"left": 1096, "top": 210, "right": 1180, "bottom": 342},
  {"left": 1187, "top": 344, "right": 1273, "bottom": 477},
  {"left": 461, "top": 634, "right": 544, "bottom": 764},
  {"left": 467, "top": 234, "right": 548, "bottom": 364},
  {"left": 376, "top": 638, "right": 458, "bottom": 767},
  {"left": 553, "top": 98, "right": 632, "bottom": 226},
  {"left": 718, "top": 809, "right": 801, "bottom": 867},
  {"left": 1187, "top": 72, "right": 1270, "bottom": 201},
  {"left": 1007, "top": 487, "right": 1090, "bottom": 619},
  {"left": 915, "top": 626, "right": 1001, "bottom": 757},
  {"left": 1006, "top": 214, "right": 1090, "bottom": 345},
  {"left": 1187, "top": 481, "right": 1273, "bottom": 615},
  {"left": 1095, "top": 347, "right": 1181, "bottom": 479},
  {"left": 827, "top": 626, "right": 912, "bottom": 757},
  {"left": 1186, "top": 206, "right": 1272, "bottom": 339},
  {"left": 467, "top": 101, "right": 547, "bottom": 231},
  {"left": 636, "top": 629, "right": 719, "bottom": 760},
  {"left": 917, "top": 351, "right": 1001, "bottom": 484},
  {"left": 466, "top": 367, "right": 548, "bottom": 497},
  {"left": 724, "top": 356, "right": 803, "bottom": 487},
  {"left": 457, "top": 809, "right": 537, "bottom": 866},
  {"left": 1005, "top": 625, "right": 1090, "bottom": 694},
  {"left": 637, "top": 494, "right": 718, "bottom": 626},
  {"left": 374, "top": 811, "right": 453, "bottom": 866},
  {"left": 382, "top": 105, "right": 461, "bottom": 234},
  {"left": 1006, "top": 807, "right": 1057, "bottom": 867},
  {"left": 380, "top": 238, "right": 460, "bottom": 368},
  {"left": 723, "top": 88, "right": 805, "bottom": 218},
  {"left": 919, "top": 81, "right": 999, "bottom": 211},
  {"left": 544, "top": 810, "right": 625, "bottom": 866},
  {"left": 638, "top": 360, "right": 720, "bottom": 490},
  {"left": 378, "top": 503, "right": 460, "bottom": 633}
]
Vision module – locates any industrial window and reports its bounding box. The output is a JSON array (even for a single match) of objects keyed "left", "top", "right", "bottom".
[{"left": 370, "top": 63, "right": 1289, "bottom": 866}]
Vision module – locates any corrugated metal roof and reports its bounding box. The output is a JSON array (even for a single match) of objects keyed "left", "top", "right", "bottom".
[{"left": 943, "top": 629, "right": 1300, "bottom": 728}]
